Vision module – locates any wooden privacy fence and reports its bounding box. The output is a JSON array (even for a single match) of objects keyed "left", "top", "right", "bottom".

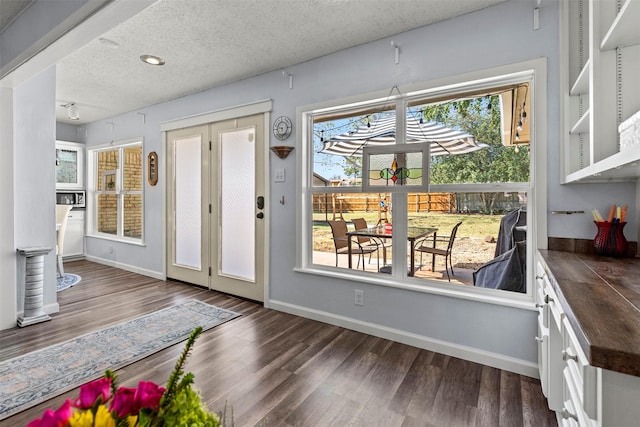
[{"left": 313, "top": 192, "right": 455, "bottom": 219}]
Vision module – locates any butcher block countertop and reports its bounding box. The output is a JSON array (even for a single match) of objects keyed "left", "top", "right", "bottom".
[{"left": 538, "top": 250, "right": 640, "bottom": 377}]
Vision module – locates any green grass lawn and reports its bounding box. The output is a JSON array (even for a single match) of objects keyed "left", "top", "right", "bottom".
[{"left": 312, "top": 211, "right": 502, "bottom": 254}]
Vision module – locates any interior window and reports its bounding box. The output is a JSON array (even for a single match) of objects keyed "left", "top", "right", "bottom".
[
  {"left": 306, "top": 79, "right": 532, "bottom": 295},
  {"left": 89, "top": 140, "right": 144, "bottom": 242}
]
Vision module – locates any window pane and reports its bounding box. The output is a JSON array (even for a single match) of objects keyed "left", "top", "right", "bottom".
[
  {"left": 408, "top": 191, "right": 526, "bottom": 291},
  {"left": 410, "top": 93, "right": 530, "bottom": 185},
  {"left": 220, "top": 127, "right": 255, "bottom": 281},
  {"left": 97, "top": 194, "right": 118, "bottom": 235},
  {"left": 313, "top": 111, "right": 396, "bottom": 187},
  {"left": 312, "top": 192, "right": 393, "bottom": 273},
  {"left": 97, "top": 150, "right": 118, "bottom": 191},
  {"left": 123, "top": 146, "right": 143, "bottom": 191},
  {"left": 56, "top": 148, "right": 77, "bottom": 184},
  {"left": 174, "top": 136, "right": 201, "bottom": 268},
  {"left": 123, "top": 194, "right": 142, "bottom": 238}
]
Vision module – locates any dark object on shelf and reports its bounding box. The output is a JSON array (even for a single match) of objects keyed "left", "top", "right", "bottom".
[{"left": 594, "top": 221, "right": 628, "bottom": 257}]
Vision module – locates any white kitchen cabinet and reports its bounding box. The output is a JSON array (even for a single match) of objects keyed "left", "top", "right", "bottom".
[
  {"left": 537, "top": 251, "right": 640, "bottom": 426},
  {"left": 56, "top": 141, "right": 85, "bottom": 190},
  {"left": 63, "top": 209, "right": 85, "bottom": 259},
  {"left": 561, "top": 0, "right": 640, "bottom": 182}
]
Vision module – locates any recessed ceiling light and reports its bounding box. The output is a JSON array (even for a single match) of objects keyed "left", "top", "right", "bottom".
[{"left": 140, "top": 55, "right": 165, "bottom": 66}]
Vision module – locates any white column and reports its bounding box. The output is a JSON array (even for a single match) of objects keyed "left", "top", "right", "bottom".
[{"left": 17, "top": 247, "right": 53, "bottom": 327}]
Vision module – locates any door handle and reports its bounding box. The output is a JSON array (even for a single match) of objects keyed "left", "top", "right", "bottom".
[
  {"left": 256, "top": 212, "right": 264, "bottom": 219},
  {"left": 257, "top": 196, "right": 264, "bottom": 210}
]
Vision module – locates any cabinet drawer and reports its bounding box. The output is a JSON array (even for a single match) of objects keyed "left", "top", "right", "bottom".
[
  {"left": 562, "top": 317, "right": 597, "bottom": 420},
  {"left": 559, "top": 397, "right": 580, "bottom": 427},
  {"left": 546, "top": 283, "right": 563, "bottom": 329},
  {"left": 535, "top": 262, "right": 558, "bottom": 327},
  {"left": 536, "top": 279, "right": 548, "bottom": 328},
  {"left": 563, "top": 368, "right": 594, "bottom": 427}
]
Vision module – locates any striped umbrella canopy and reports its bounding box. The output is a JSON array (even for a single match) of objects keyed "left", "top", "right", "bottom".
[{"left": 321, "top": 115, "right": 488, "bottom": 157}]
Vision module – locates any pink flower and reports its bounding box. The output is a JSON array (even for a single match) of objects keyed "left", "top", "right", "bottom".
[
  {"left": 111, "top": 386, "right": 137, "bottom": 418},
  {"left": 26, "top": 399, "right": 73, "bottom": 427},
  {"left": 74, "top": 377, "right": 112, "bottom": 409},
  {"left": 134, "top": 381, "right": 165, "bottom": 411},
  {"left": 110, "top": 381, "right": 165, "bottom": 417}
]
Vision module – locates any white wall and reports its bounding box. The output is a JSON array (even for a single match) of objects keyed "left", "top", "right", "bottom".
[{"left": 0, "top": 86, "right": 17, "bottom": 329}]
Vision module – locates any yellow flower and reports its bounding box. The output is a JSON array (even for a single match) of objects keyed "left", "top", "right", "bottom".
[{"left": 67, "top": 405, "right": 118, "bottom": 427}]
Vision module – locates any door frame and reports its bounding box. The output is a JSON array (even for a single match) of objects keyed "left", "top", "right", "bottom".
[{"left": 160, "top": 99, "right": 272, "bottom": 304}]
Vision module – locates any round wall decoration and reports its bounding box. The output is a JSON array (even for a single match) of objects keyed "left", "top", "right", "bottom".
[{"left": 273, "top": 116, "right": 293, "bottom": 140}]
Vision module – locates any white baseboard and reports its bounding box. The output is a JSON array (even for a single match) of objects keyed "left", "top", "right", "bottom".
[
  {"left": 84, "top": 255, "right": 165, "bottom": 280},
  {"left": 16, "top": 302, "right": 60, "bottom": 320},
  {"left": 44, "top": 302, "right": 60, "bottom": 315},
  {"left": 269, "top": 299, "right": 539, "bottom": 378}
]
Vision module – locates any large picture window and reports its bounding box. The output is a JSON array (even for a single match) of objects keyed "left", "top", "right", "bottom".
[
  {"left": 301, "top": 65, "right": 544, "bottom": 300},
  {"left": 88, "top": 139, "right": 144, "bottom": 242}
]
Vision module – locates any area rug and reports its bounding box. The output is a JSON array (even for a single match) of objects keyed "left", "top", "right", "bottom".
[
  {"left": 56, "top": 273, "right": 81, "bottom": 292},
  {"left": 0, "top": 300, "right": 240, "bottom": 420}
]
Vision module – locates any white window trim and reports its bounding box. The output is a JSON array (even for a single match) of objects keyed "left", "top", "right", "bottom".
[
  {"left": 87, "top": 137, "right": 145, "bottom": 244},
  {"left": 296, "top": 58, "right": 547, "bottom": 309}
]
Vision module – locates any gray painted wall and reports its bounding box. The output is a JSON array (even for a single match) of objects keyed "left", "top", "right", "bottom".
[{"left": 56, "top": 122, "right": 85, "bottom": 143}]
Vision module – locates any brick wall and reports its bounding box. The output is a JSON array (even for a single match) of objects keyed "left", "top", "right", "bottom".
[{"left": 96, "top": 146, "right": 142, "bottom": 238}]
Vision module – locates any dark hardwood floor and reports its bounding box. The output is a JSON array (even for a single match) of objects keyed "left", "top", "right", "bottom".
[{"left": 0, "top": 260, "right": 557, "bottom": 426}]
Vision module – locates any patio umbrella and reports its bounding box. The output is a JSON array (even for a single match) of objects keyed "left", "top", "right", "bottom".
[{"left": 320, "top": 115, "right": 488, "bottom": 157}]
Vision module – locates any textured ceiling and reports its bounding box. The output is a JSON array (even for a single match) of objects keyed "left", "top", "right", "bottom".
[
  {"left": 54, "top": 0, "right": 504, "bottom": 125},
  {"left": 0, "top": 0, "right": 33, "bottom": 31}
]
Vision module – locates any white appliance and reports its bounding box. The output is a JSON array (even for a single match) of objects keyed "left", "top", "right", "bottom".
[{"left": 56, "top": 190, "right": 85, "bottom": 208}]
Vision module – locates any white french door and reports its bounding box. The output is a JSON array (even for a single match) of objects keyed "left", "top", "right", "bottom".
[{"left": 166, "top": 114, "right": 266, "bottom": 301}]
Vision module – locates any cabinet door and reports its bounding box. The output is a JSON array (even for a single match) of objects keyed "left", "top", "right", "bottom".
[
  {"left": 56, "top": 141, "right": 85, "bottom": 190},
  {"left": 536, "top": 259, "right": 564, "bottom": 412},
  {"left": 63, "top": 210, "right": 85, "bottom": 258}
]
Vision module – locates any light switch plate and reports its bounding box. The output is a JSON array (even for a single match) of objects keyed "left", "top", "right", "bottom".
[{"left": 274, "top": 168, "right": 286, "bottom": 182}]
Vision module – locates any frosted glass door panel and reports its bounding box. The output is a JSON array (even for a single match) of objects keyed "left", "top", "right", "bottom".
[
  {"left": 220, "top": 128, "right": 255, "bottom": 281},
  {"left": 175, "top": 136, "right": 202, "bottom": 269}
]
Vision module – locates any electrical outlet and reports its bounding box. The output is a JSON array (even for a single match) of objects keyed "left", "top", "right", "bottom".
[{"left": 354, "top": 289, "right": 364, "bottom": 306}]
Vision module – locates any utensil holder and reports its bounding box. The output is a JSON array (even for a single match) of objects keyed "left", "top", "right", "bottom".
[{"left": 593, "top": 221, "right": 628, "bottom": 257}]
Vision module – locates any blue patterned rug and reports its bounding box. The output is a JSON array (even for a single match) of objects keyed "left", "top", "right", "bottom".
[
  {"left": 0, "top": 300, "right": 240, "bottom": 420},
  {"left": 56, "top": 273, "right": 81, "bottom": 292}
]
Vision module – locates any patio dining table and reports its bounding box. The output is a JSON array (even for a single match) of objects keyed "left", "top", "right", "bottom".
[{"left": 346, "top": 225, "right": 438, "bottom": 276}]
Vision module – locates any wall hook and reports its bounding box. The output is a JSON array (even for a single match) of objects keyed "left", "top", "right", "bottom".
[
  {"left": 390, "top": 40, "right": 400, "bottom": 65},
  {"left": 282, "top": 70, "right": 293, "bottom": 89}
]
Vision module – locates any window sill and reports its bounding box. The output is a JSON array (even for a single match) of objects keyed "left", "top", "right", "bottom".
[
  {"left": 86, "top": 233, "right": 145, "bottom": 247},
  {"left": 293, "top": 265, "right": 535, "bottom": 311}
]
